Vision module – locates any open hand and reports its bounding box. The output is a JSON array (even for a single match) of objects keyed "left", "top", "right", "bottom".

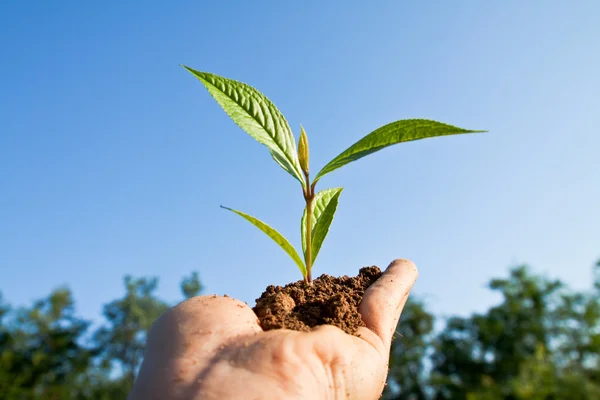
[{"left": 129, "top": 259, "right": 418, "bottom": 400}]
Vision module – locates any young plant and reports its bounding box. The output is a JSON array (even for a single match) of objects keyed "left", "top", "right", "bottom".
[{"left": 184, "top": 66, "right": 483, "bottom": 283}]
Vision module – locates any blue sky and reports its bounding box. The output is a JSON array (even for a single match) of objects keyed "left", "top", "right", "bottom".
[{"left": 1, "top": 1, "right": 599, "bottom": 324}]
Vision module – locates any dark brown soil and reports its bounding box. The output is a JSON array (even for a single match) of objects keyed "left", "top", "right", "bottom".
[{"left": 253, "top": 266, "right": 382, "bottom": 334}]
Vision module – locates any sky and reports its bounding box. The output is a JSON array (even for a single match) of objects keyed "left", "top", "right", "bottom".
[{"left": 1, "top": 1, "right": 599, "bottom": 326}]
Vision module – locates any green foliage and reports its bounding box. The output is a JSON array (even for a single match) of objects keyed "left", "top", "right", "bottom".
[
  {"left": 0, "top": 288, "right": 95, "bottom": 399},
  {"left": 466, "top": 345, "right": 600, "bottom": 400},
  {"left": 383, "top": 298, "right": 435, "bottom": 400},
  {"left": 0, "top": 274, "right": 203, "bottom": 398},
  {"left": 183, "top": 67, "right": 305, "bottom": 185},
  {"left": 185, "top": 66, "right": 481, "bottom": 282},
  {"left": 313, "top": 119, "right": 484, "bottom": 183},
  {"left": 181, "top": 271, "right": 203, "bottom": 299},
  {"left": 0, "top": 292, "right": 8, "bottom": 320},
  {"left": 308, "top": 188, "right": 342, "bottom": 264},
  {"left": 427, "top": 264, "right": 600, "bottom": 400},
  {"left": 381, "top": 259, "right": 600, "bottom": 399},
  {"left": 94, "top": 276, "right": 169, "bottom": 388},
  {"left": 220, "top": 206, "right": 307, "bottom": 277},
  {"left": 300, "top": 188, "right": 343, "bottom": 257}
]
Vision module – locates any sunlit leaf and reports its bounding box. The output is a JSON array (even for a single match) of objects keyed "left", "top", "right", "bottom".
[
  {"left": 301, "top": 188, "right": 344, "bottom": 256},
  {"left": 221, "top": 206, "right": 306, "bottom": 277},
  {"left": 314, "top": 119, "right": 484, "bottom": 182},
  {"left": 307, "top": 188, "right": 343, "bottom": 264},
  {"left": 184, "top": 66, "right": 305, "bottom": 185}
]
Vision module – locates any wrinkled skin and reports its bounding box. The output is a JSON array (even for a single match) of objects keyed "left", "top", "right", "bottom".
[{"left": 129, "top": 259, "right": 418, "bottom": 400}]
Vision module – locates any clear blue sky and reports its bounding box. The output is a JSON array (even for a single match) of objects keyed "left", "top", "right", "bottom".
[{"left": 1, "top": 1, "right": 599, "bottom": 324}]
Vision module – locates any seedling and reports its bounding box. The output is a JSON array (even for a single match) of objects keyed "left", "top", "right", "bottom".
[{"left": 184, "top": 66, "right": 483, "bottom": 283}]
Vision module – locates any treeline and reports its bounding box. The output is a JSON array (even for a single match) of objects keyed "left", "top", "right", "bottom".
[
  {"left": 1, "top": 262, "right": 598, "bottom": 399},
  {"left": 384, "top": 260, "right": 600, "bottom": 399},
  {"left": 0, "top": 273, "right": 202, "bottom": 399}
]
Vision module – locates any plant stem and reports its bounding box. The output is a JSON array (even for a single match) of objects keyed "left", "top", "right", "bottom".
[{"left": 303, "top": 172, "right": 315, "bottom": 283}]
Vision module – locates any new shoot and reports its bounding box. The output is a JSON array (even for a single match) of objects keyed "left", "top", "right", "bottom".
[{"left": 184, "top": 66, "right": 484, "bottom": 283}]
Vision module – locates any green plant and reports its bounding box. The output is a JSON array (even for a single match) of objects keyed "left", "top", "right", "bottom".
[{"left": 184, "top": 66, "right": 483, "bottom": 283}]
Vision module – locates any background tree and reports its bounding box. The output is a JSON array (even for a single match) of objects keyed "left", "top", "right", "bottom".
[
  {"left": 93, "top": 276, "right": 169, "bottom": 393},
  {"left": 429, "top": 266, "right": 563, "bottom": 398},
  {"left": 0, "top": 288, "right": 94, "bottom": 399},
  {"left": 181, "top": 271, "right": 203, "bottom": 299},
  {"left": 384, "top": 298, "right": 435, "bottom": 400},
  {"left": 429, "top": 263, "right": 600, "bottom": 399}
]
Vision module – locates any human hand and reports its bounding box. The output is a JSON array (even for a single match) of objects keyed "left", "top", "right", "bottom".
[{"left": 128, "top": 259, "right": 418, "bottom": 400}]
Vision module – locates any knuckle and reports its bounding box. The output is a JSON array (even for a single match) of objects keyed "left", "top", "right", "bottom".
[
  {"left": 269, "top": 334, "right": 299, "bottom": 365},
  {"left": 367, "top": 282, "right": 396, "bottom": 303}
]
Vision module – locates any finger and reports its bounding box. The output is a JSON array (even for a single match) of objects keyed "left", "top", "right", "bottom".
[
  {"left": 146, "top": 295, "right": 262, "bottom": 360},
  {"left": 358, "top": 259, "right": 418, "bottom": 350}
]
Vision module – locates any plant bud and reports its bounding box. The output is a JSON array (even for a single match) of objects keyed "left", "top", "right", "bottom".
[{"left": 298, "top": 125, "right": 309, "bottom": 174}]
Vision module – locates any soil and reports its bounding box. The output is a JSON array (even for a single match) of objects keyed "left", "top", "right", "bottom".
[{"left": 253, "top": 266, "right": 382, "bottom": 334}]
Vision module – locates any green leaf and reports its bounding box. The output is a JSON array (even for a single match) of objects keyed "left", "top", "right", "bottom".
[
  {"left": 314, "top": 119, "right": 485, "bottom": 182},
  {"left": 184, "top": 66, "right": 305, "bottom": 186},
  {"left": 301, "top": 188, "right": 343, "bottom": 255},
  {"left": 220, "top": 206, "right": 307, "bottom": 277},
  {"left": 303, "top": 188, "right": 343, "bottom": 265}
]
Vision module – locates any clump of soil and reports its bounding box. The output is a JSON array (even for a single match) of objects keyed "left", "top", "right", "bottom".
[{"left": 253, "top": 266, "right": 381, "bottom": 335}]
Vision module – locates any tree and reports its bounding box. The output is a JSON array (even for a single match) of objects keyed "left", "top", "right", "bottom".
[
  {"left": 549, "top": 259, "right": 600, "bottom": 391},
  {"left": 0, "top": 288, "right": 94, "bottom": 399},
  {"left": 466, "top": 344, "right": 600, "bottom": 400},
  {"left": 1, "top": 272, "right": 205, "bottom": 398},
  {"left": 384, "top": 298, "right": 435, "bottom": 400},
  {"left": 429, "top": 263, "right": 600, "bottom": 399},
  {"left": 181, "top": 271, "right": 203, "bottom": 299},
  {"left": 93, "top": 276, "right": 169, "bottom": 394}
]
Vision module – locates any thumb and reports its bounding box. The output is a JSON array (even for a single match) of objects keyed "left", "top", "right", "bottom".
[{"left": 358, "top": 259, "right": 418, "bottom": 350}]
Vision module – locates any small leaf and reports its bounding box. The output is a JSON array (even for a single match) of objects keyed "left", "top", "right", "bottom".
[
  {"left": 308, "top": 188, "right": 343, "bottom": 264},
  {"left": 184, "top": 66, "right": 305, "bottom": 186},
  {"left": 221, "top": 206, "right": 307, "bottom": 277},
  {"left": 314, "top": 119, "right": 485, "bottom": 182},
  {"left": 298, "top": 126, "right": 309, "bottom": 175},
  {"left": 301, "top": 188, "right": 343, "bottom": 255}
]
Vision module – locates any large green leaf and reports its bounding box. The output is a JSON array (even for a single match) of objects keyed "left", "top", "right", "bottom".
[
  {"left": 301, "top": 188, "right": 344, "bottom": 255},
  {"left": 314, "top": 119, "right": 484, "bottom": 182},
  {"left": 220, "top": 206, "right": 307, "bottom": 277},
  {"left": 307, "top": 188, "right": 343, "bottom": 265},
  {"left": 184, "top": 66, "right": 305, "bottom": 185}
]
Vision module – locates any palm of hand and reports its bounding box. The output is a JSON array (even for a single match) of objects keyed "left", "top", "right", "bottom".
[{"left": 129, "top": 260, "right": 417, "bottom": 400}]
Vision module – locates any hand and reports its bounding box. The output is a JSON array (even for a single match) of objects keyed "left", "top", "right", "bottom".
[{"left": 128, "top": 259, "right": 418, "bottom": 400}]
